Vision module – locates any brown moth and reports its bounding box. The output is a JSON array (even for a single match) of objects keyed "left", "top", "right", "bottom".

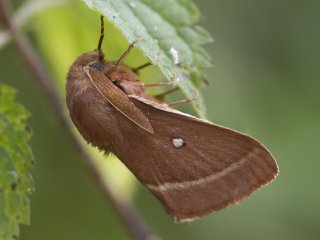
[{"left": 66, "top": 16, "right": 278, "bottom": 222}]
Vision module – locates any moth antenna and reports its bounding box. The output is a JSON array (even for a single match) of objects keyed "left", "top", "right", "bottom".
[{"left": 97, "top": 15, "right": 104, "bottom": 52}]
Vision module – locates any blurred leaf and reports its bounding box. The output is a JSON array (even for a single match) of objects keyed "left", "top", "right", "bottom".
[
  {"left": 0, "top": 84, "right": 34, "bottom": 240},
  {"left": 82, "top": 0, "right": 213, "bottom": 118}
]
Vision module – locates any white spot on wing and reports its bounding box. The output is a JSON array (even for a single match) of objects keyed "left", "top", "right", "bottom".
[
  {"left": 169, "top": 47, "right": 179, "bottom": 64},
  {"left": 172, "top": 138, "right": 184, "bottom": 148}
]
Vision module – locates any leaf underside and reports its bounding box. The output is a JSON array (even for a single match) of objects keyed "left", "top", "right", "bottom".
[
  {"left": 0, "top": 85, "right": 34, "bottom": 240},
  {"left": 82, "top": 0, "right": 213, "bottom": 118}
]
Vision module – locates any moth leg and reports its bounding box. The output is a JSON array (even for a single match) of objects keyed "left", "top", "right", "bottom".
[
  {"left": 153, "top": 87, "right": 179, "bottom": 102},
  {"left": 115, "top": 38, "right": 143, "bottom": 66},
  {"left": 132, "top": 62, "right": 152, "bottom": 73},
  {"left": 167, "top": 90, "right": 199, "bottom": 107},
  {"left": 143, "top": 78, "right": 178, "bottom": 102},
  {"left": 143, "top": 76, "right": 177, "bottom": 88},
  {"left": 143, "top": 81, "right": 175, "bottom": 88}
]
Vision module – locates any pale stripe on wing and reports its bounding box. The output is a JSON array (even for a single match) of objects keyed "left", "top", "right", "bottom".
[{"left": 146, "top": 148, "right": 261, "bottom": 192}]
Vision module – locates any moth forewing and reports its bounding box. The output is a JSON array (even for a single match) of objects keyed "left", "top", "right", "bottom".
[
  {"left": 84, "top": 66, "right": 153, "bottom": 133},
  {"left": 109, "top": 96, "right": 279, "bottom": 222}
]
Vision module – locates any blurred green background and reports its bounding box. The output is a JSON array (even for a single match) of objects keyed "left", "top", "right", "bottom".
[{"left": 1, "top": 0, "right": 319, "bottom": 239}]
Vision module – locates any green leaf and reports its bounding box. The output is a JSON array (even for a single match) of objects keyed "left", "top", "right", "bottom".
[
  {"left": 0, "top": 84, "right": 34, "bottom": 240},
  {"left": 82, "top": 0, "right": 213, "bottom": 118}
]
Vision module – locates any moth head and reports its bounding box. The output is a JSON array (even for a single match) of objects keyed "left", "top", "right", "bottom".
[
  {"left": 73, "top": 50, "right": 105, "bottom": 69},
  {"left": 66, "top": 50, "right": 105, "bottom": 88},
  {"left": 67, "top": 14, "right": 106, "bottom": 83}
]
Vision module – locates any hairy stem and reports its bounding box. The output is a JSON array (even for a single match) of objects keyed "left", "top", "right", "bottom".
[{"left": 0, "top": 1, "right": 156, "bottom": 239}]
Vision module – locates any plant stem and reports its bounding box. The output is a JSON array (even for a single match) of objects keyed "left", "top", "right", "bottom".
[{"left": 0, "top": 1, "right": 157, "bottom": 239}]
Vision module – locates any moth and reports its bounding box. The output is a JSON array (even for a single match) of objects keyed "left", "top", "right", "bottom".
[{"left": 66, "top": 16, "right": 278, "bottom": 222}]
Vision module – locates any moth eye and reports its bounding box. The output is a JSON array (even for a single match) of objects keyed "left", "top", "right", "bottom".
[
  {"left": 89, "top": 61, "right": 102, "bottom": 71},
  {"left": 171, "top": 137, "right": 186, "bottom": 148}
]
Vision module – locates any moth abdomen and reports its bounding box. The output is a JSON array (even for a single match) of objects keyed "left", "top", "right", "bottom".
[{"left": 67, "top": 88, "right": 122, "bottom": 151}]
